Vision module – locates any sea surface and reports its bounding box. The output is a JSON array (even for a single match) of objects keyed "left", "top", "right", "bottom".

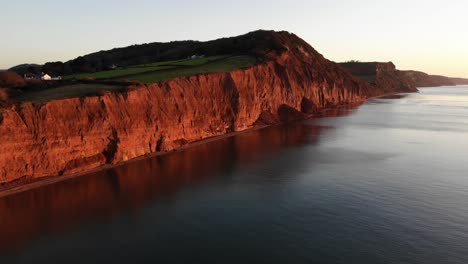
[{"left": 1, "top": 86, "right": 468, "bottom": 264}]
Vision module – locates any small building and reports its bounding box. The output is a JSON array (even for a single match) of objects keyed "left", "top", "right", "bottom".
[
  {"left": 41, "top": 73, "right": 52, "bottom": 81},
  {"left": 24, "top": 73, "right": 38, "bottom": 80},
  {"left": 190, "top": 54, "right": 205, "bottom": 60},
  {"left": 24, "top": 73, "right": 60, "bottom": 81}
]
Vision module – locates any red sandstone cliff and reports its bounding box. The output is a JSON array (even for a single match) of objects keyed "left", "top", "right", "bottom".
[
  {"left": 339, "top": 61, "right": 468, "bottom": 88},
  {"left": 339, "top": 62, "right": 418, "bottom": 93},
  {"left": 0, "top": 31, "right": 409, "bottom": 186},
  {"left": 400, "top": 70, "right": 455, "bottom": 87},
  {"left": 450, "top": 77, "right": 468, "bottom": 85}
]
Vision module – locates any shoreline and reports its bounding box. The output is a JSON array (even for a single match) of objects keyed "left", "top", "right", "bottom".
[
  {"left": 0, "top": 92, "right": 407, "bottom": 198},
  {"left": 0, "top": 124, "right": 270, "bottom": 198}
]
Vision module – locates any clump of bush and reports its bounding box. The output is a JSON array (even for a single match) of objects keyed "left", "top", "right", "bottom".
[
  {"left": 0, "top": 88, "right": 10, "bottom": 101},
  {"left": 0, "top": 71, "right": 26, "bottom": 88}
]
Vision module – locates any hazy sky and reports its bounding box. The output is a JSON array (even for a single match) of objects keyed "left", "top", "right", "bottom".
[{"left": 1, "top": 0, "right": 467, "bottom": 77}]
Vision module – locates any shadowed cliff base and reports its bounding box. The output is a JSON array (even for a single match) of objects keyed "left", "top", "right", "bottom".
[{"left": 0, "top": 30, "right": 416, "bottom": 188}]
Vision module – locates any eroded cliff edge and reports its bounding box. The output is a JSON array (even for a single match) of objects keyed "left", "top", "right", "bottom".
[{"left": 0, "top": 31, "right": 414, "bottom": 185}]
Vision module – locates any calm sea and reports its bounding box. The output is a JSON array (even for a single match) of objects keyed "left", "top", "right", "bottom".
[{"left": 1, "top": 86, "right": 468, "bottom": 264}]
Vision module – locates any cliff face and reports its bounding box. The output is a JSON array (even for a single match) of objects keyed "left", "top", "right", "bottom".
[
  {"left": 400, "top": 70, "right": 455, "bottom": 87},
  {"left": 339, "top": 61, "right": 468, "bottom": 88},
  {"left": 0, "top": 31, "right": 407, "bottom": 186},
  {"left": 376, "top": 63, "right": 418, "bottom": 93},
  {"left": 450, "top": 78, "right": 468, "bottom": 85},
  {"left": 339, "top": 62, "right": 418, "bottom": 93}
]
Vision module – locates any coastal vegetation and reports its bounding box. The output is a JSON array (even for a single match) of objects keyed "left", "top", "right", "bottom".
[
  {"left": 0, "top": 71, "right": 25, "bottom": 88},
  {"left": 14, "top": 83, "right": 127, "bottom": 103},
  {"left": 2, "top": 55, "right": 255, "bottom": 103},
  {"left": 122, "top": 55, "right": 255, "bottom": 83},
  {"left": 64, "top": 55, "right": 255, "bottom": 83}
]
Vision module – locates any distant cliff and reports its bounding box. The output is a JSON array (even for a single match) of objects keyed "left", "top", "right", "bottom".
[
  {"left": 449, "top": 77, "right": 468, "bottom": 85},
  {"left": 339, "top": 62, "right": 468, "bottom": 88},
  {"left": 339, "top": 62, "right": 418, "bottom": 93},
  {"left": 0, "top": 31, "right": 414, "bottom": 186},
  {"left": 400, "top": 71, "right": 455, "bottom": 87}
]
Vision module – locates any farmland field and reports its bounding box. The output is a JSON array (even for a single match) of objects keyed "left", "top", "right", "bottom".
[
  {"left": 16, "top": 55, "right": 256, "bottom": 102},
  {"left": 15, "top": 83, "right": 126, "bottom": 102},
  {"left": 63, "top": 55, "right": 236, "bottom": 81},
  {"left": 63, "top": 65, "right": 177, "bottom": 80},
  {"left": 124, "top": 56, "right": 256, "bottom": 83}
]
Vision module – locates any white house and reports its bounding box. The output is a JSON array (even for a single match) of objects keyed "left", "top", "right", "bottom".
[
  {"left": 41, "top": 73, "right": 52, "bottom": 81},
  {"left": 24, "top": 72, "right": 60, "bottom": 81}
]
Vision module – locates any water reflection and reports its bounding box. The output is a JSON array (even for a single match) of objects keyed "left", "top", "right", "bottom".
[
  {"left": 377, "top": 94, "right": 409, "bottom": 99},
  {"left": 0, "top": 111, "right": 356, "bottom": 253},
  {"left": 314, "top": 104, "right": 359, "bottom": 118}
]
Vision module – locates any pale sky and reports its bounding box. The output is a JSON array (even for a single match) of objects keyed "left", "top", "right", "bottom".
[{"left": 1, "top": 0, "right": 467, "bottom": 77}]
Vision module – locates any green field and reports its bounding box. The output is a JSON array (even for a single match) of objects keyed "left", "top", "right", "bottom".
[
  {"left": 124, "top": 56, "right": 256, "bottom": 83},
  {"left": 16, "top": 55, "right": 256, "bottom": 103},
  {"left": 15, "top": 84, "right": 126, "bottom": 102},
  {"left": 64, "top": 65, "right": 177, "bottom": 80},
  {"left": 64, "top": 55, "right": 234, "bottom": 81}
]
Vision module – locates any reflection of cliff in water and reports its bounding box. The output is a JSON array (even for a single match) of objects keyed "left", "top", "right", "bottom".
[
  {"left": 0, "top": 107, "right": 357, "bottom": 253},
  {"left": 313, "top": 104, "right": 359, "bottom": 118}
]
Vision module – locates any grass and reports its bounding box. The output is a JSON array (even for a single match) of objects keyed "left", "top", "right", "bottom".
[
  {"left": 15, "top": 84, "right": 126, "bottom": 102},
  {"left": 165, "top": 55, "right": 229, "bottom": 66},
  {"left": 16, "top": 55, "right": 256, "bottom": 102},
  {"left": 63, "top": 55, "right": 232, "bottom": 81},
  {"left": 124, "top": 56, "right": 256, "bottom": 83},
  {"left": 64, "top": 65, "right": 177, "bottom": 80}
]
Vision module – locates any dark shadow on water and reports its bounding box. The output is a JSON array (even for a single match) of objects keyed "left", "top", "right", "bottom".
[
  {"left": 366, "top": 94, "right": 410, "bottom": 104},
  {"left": 377, "top": 94, "right": 409, "bottom": 99},
  {"left": 314, "top": 104, "right": 360, "bottom": 118},
  {"left": 0, "top": 106, "right": 358, "bottom": 255}
]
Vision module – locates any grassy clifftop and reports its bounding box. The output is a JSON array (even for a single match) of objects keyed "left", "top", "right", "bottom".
[
  {"left": 5, "top": 30, "right": 302, "bottom": 103},
  {"left": 64, "top": 55, "right": 256, "bottom": 83},
  {"left": 11, "top": 30, "right": 289, "bottom": 77}
]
